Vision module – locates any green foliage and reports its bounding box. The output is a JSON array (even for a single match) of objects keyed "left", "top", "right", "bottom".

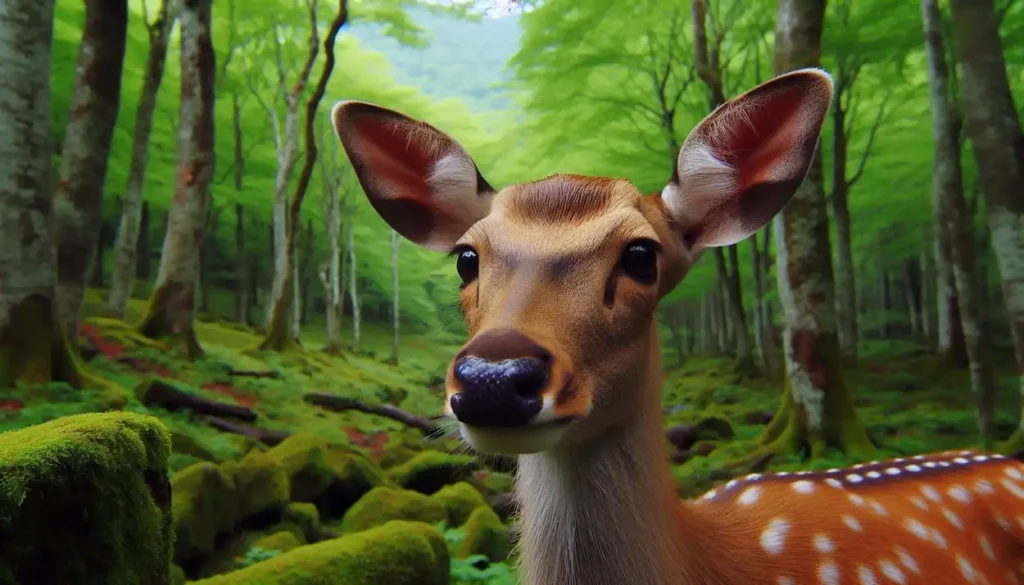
[
  {"left": 236, "top": 546, "right": 283, "bottom": 569},
  {"left": 439, "top": 522, "right": 518, "bottom": 585}
]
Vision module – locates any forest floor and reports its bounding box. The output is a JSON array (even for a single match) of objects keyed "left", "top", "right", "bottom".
[
  {"left": 2, "top": 287, "right": 1020, "bottom": 582},
  {"left": 1, "top": 287, "right": 1018, "bottom": 491}
]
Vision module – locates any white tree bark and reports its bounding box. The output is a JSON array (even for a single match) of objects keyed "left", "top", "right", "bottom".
[
  {"left": 390, "top": 229, "right": 400, "bottom": 363},
  {"left": 348, "top": 225, "right": 360, "bottom": 349}
]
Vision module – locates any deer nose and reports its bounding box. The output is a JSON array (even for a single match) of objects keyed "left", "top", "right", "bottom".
[{"left": 449, "top": 329, "right": 552, "bottom": 427}]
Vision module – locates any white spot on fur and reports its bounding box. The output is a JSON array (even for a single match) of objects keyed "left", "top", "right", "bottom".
[
  {"left": 776, "top": 578, "right": 795, "bottom": 585},
  {"left": 847, "top": 473, "right": 864, "bottom": 483},
  {"left": 826, "top": 478, "right": 843, "bottom": 488},
  {"left": 848, "top": 493, "right": 865, "bottom": 507},
  {"left": 884, "top": 467, "right": 901, "bottom": 476},
  {"left": 922, "top": 485, "right": 942, "bottom": 502},
  {"left": 818, "top": 561, "right": 840, "bottom": 585},
  {"left": 869, "top": 499, "right": 888, "bottom": 516},
  {"left": 1002, "top": 478, "right": 1024, "bottom": 499},
  {"left": 879, "top": 559, "right": 906, "bottom": 584},
  {"left": 904, "top": 464, "right": 922, "bottom": 472},
  {"left": 905, "top": 518, "right": 930, "bottom": 540},
  {"left": 843, "top": 514, "right": 863, "bottom": 532},
  {"left": 858, "top": 565, "right": 878, "bottom": 585},
  {"left": 814, "top": 533, "right": 834, "bottom": 554},
  {"left": 948, "top": 485, "right": 971, "bottom": 503},
  {"left": 957, "top": 555, "right": 977, "bottom": 582},
  {"left": 894, "top": 548, "right": 919, "bottom": 574},
  {"left": 911, "top": 496, "right": 928, "bottom": 511},
  {"left": 980, "top": 535, "right": 995, "bottom": 560},
  {"left": 793, "top": 480, "right": 815, "bottom": 494},
  {"left": 739, "top": 486, "right": 762, "bottom": 506},
  {"left": 1006, "top": 466, "right": 1024, "bottom": 481},
  {"left": 761, "top": 518, "right": 790, "bottom": 555},
  {"left": 975, "top": 480, "right": 995, "bottom": 495},
  {"left": 942, "top": 508, "right": 963, "bottom": 529}
]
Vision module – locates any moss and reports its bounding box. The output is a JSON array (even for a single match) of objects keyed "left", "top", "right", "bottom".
[
  {"left": 171, "top": 461, "right": 238, "bottom": 565},
  {"left": 250, "top": 530, "right": 303, "bottom": 553},
  {"left": 171, "top": 564, "right": 187, "bottom": 585},
  {"left": 431, "top": 481, "right": 488, "bottom": 527},
  {"left": 0, "top": 412, "right": 172, "bottom": 585},
  {"left": 378, "top": 433, "right": 425, "bottom": 468},
  {"left": 137, "top": 281, "right": 205, "bottom": 358},
  {"left": 387, "top": 450, "right": 479, "bottom": 494},
  {"left": 339, "top": 486, "right": 448, "bottom": 533},
  {"left": 191, "top": 520, "right": 450, "bottom": 585},
  {"left": 282, "top": 502, "right": 320, "bottom": 542},
  {"left": 267, "top": 434, "right": 392, "bottom": 518},
  {"left": 223, "top": 449, "right": 290, "bottom": 523},
  {"left": 480, "top": 471, "right": 515, "bottom": 494},
  {"left": 456, "top": 505, "right": 510, "bottom": 563}
]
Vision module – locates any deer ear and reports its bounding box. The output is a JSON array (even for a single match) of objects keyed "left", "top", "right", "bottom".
[
  {"left": 331, "top": 101, "right": 496, "bottom": 251},
  {"left": 661, "top": 68, "right": 834, "bottom": 250}
]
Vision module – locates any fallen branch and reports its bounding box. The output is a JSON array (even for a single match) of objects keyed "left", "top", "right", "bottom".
[
  {"left": 303, "top": 392, "right": 441, "bottom": 436},
  {"left": 206, "top": 416, "right": 291, "bottom": 446},
  {"left": 227, "top": 368, "right": 282, "bottom": 379},
  {"left": 140, "top": 378, "right": 258, "bottom": 422}
]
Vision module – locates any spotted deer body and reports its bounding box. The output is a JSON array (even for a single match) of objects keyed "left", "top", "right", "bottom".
[{"left": 330, "top": 69, "right": 1024, "bottom": 584}]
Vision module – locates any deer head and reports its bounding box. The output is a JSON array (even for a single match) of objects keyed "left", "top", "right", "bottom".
[{"left": 332, "top": 69, "right": 833, "bottom": 457}]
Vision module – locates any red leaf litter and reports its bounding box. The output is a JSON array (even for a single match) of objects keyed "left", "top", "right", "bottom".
[
  {"left": 0, "top": 399, "right": 24, "bottom": 412},
  {"left": 79, "top": 323, "right": 125, "bottom": 359},
  {"left": 343, "top": 427, "right": 389, "bottom": 458},
  {"left": 200, "top": 382, "right": 258, "bottom": 408}
]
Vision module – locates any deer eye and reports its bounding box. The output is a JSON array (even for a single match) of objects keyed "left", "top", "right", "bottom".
[
  {"left": 455, "top": 247, "right": 479, "bottom": 285},
  {"left": 621, "top": 239, "right": 658, "bottom": 284}
]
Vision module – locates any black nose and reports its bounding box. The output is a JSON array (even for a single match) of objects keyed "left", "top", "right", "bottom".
[{"left": 449, "top": 329, "right": 552, "bottom": 427}]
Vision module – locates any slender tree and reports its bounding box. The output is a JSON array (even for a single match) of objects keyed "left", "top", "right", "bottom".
[
  {"left": 757, "top": 0, "right": 874, "bottom": 460},
  {"left": 53, "top": 0, "right": 129, "bottom": 344},
  {"left": 137, "top": 0, "right": 216, "bottom": 358},
  {"left": 107, "top": 0, "right": 178, "bottom": 317}
]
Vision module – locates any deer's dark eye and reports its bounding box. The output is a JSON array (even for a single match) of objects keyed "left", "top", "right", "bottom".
[
  {"left": 456, "top": 248, "right": 479, "bottom": 285},
  {"left": 621, "top": 240, "right": 658, "bottom": 284}
]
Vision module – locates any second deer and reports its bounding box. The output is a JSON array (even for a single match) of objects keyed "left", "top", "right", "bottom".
[{"left": 331, "top": 69, "right": 1024, "bottom": 585}]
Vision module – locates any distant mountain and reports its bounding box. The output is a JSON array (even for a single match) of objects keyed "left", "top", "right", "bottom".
[{"left": 348, "top": 7, "right": 522, "bottom": 112}]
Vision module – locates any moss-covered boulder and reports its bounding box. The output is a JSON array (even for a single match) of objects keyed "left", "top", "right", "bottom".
[
  {"left": 457, "top": 506, "right": 511, "bottom": 563},
  {"left": 377, "top": 433, "right": 426, "bottom": 469},
  {"left": 250, "top": 530, "right": 304, "bottom": 554},
  {"left": 191, "top": 520, "right": 450, "bottom": 585},
  {"left": 224, "top": 449, "right": 290, "bottom": 524},
  {"left": 431, "top": 481, "right": 488, "bottom": 527},
  {"left": 0, "top": 412, "right": 172, "bottom": 585},
  {"left": 267, "top": 434, "right": 392, "bottom": 517},
  {"left": 171, "top": 461, "right": 239, "bottom": 565},
  {"left": 387, "top": 450, "right": 479, "bottom": 494},
  {"left": 340, "top": 486, "right": 448, "bottom": 533},
  {"left": 283, "top": 502, "right": 321, "bottom": 542},
  {"left": 171, "top": 564, "right": 187, "bottom": 585}
]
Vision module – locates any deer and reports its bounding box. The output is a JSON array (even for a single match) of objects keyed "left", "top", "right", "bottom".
[{"left": 330, "top": 69, "right": 1024, "bottom": 585}]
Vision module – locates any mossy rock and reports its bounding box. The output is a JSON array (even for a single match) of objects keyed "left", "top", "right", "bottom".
[
  {"left": 171, "top": 564, "right": 187, "bottom": 585},
  {"left": 282, "top": 502, "right": 320, "bottom": 542},
  {"left": 377, "top": 433, "right": 426, "bottom": 469},
  {"left": 267, "top": 434, "right": 392, "bottom": 518},
  {"left": 387, "top": 450, "right": 479, "bottom": 494},
  {"left": 170, "top": 429, "right": 219, "bottom": 461},
  {"left": 251, "top": 530, "right": 304, "bottom": 554},
  {"left": 340, "top": 486, "right": 448, "bottom": 533},
  {"left": 457, "top": 505, "right": 511, "bottom": 563},
  {"left": 171, "top": 461, "right": 239, "bottom": 565},
  {"left": 190, "top": 520, "right": 450, "bottom": 585},
  {"left": 0, "top": 412, "right": 172, "bottom": 585},
  {"left": 431, "top": 481, "right": 488, "bottom": 527},
  {"left": 223, "top": 449, "right": 290, "bottom": 525},
  {"left": 480, "top": 471, "right": 515, "bottom": 494},
  {"left": 193, "top": 523, "right": 309, "bottom": 580}
]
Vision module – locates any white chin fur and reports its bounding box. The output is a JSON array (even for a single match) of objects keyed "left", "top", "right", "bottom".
[{"left": 459, "top": 422, "right": 567, "bottom": 455}]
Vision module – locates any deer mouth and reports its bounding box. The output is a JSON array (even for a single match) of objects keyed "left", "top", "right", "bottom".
[{"left": 458, "top": 417, "right": 578, "bottom": 455}]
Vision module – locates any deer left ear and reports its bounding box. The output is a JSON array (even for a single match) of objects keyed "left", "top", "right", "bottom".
[{"left": 661, "top": 68, "right": 834, "bottom": 250}]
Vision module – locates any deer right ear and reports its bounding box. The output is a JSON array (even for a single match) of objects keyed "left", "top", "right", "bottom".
[{"left": 331, "top": 101, "right": 496, "bottom": 251}]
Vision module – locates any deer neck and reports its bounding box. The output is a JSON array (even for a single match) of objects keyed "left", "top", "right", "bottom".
[{"left": 513, "top": 325, "right": 741, "bottom": 585}]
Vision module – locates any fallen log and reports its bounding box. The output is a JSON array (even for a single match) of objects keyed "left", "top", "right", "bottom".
[
  {"left": 139, "top": 378, "right": 258, "bottom": 422},
  {"left": 303, "top": 392, "right": 442, "bottom": 437},
  {"left": 206, "top": 416, "right": 291, "bottom": 446}
]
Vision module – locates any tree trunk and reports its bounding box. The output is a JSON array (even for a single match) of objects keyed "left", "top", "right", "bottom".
[
  {"left": 347, "top": 224, "right": 360, "bottom": 349},
  {"left": 290, "top": 221, "right": 303, "bottom": 344},
  {"left": 831, "top": 97, "right": 858, "bottom": 363},
  {"left": 922, "top": 0, "right": 998, "bottom": 444},
  {"left": 948, "top": 0, "right": 1024, "bottom": 449},
  {"left": 389, "top": 229, "right": 400, "bottom": 364},
  {"left": 300, "top": 218, "right": 314, "bottom": 327},
  {"left": 920, "top": 242, "right": 937, "bottom": 348},
  {"left": 880, "top": 269, "right": 892, "bottom": 338},
  {"left": 259, "top": 0, "right": 348, "bottom": 351},
  {"left": 903, "top": 259, "right": 923, "bottom": 339},
  {"left": 137, "top": 0, "right": 215, "bottom": 359},
  {"left": 725, "top": 244, "right": 753, "bottom": 372},
  {"left": 53, "top": 0, "right": 128, "bottom": 343},
  {"left": 0, "top": 0, "right": 103, "bottom": 389},
  {"left": 324, "top": 186, "right": 342, "bottom": 353},
  {"left": 750, "top": 231, "right": 766, "bottom": 369},
  {"left": 758, "top": 0, "right": 874, "bottom": 461},
  {"left": 234, "top": 204, "right": 248, "bottom": 323},
  {"left": 107, "top": 0, "right": 176, "bottom": 318}
]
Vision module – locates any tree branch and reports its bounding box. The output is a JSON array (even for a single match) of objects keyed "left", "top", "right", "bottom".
[{"left": 846, "top": 93, "right": 892, "bottom": 188}]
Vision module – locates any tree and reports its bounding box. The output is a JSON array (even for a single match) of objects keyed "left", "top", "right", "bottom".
[
  {"left": 259, "top": 0, "right": 350, "bottom": 351},
  {"left": 947, "top": 0, "right": 1024, "bottom": 451},
  {"left": 107, "top": 0, "right": 178, "bottom": 318},
  {"left": 52, "top": 0, "right": 129, "bottom": 344},
  {"left": 921, "top": 0, "right": 997, "bottom": 445},
  {"left": 757, "top": 0, "right": 874, "bottom": 461},
  {"left": 389, "top": 229, "right": 400, "bottom": 364},
  {"left": 0, "top": 0, "right": 102, "bottom": 388},
  {"left": 137, "top": 0, "right": 216, "bottom": 358}
]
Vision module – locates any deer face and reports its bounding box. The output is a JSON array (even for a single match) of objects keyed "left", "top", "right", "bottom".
[{"left": 331, "top": 69, "right": 834, "bottom": 455}]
